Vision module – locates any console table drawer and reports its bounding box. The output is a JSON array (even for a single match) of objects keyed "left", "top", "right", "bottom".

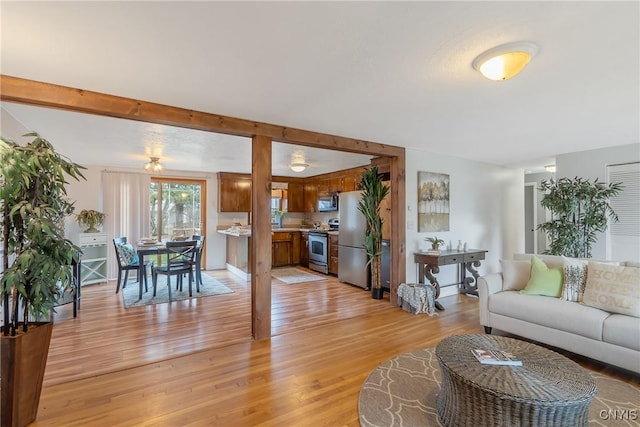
[
  {"left": 463, "top": 252, "right": 485, "bottom": 262},
  {"left": 78, "top": 233, "right": 107, "bottom": 246},
  {"left": 442, "top": 254, "right": 463, "bottom": 264}
]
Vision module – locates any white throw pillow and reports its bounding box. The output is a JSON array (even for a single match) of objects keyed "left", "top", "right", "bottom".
[
  {"left": 500, "top": 259, "right": 531, "bottom": 291},
  {"left": 582, "top": 261, "right": 640, "bottom": 318},
  {"left": 561, "top": 257, "right": 588, "bottom": 302}
]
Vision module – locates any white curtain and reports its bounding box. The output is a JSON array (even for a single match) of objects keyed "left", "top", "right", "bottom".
[{"left": 102, "top": 171, "right": 151, "bottom": 279}]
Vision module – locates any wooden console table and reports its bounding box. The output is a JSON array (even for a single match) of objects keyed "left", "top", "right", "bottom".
[{"left": 414, "top": 249, "right": 487, "bottom": 310}]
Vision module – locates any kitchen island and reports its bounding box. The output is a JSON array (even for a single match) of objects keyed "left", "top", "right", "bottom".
[
  {"left": 218, "top": 228, "right": 251, "bottom": 280},
  {"left": 218, "top": 227, "right": 321, "bottom": 279}
]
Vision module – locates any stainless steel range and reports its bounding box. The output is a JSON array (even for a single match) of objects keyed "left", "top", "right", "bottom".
[
  {"left": 308, "top": 219, "right": 339, "bottom": 275},
  {"left": 308, "top": 230, "right": 329, "bottom": 274}
]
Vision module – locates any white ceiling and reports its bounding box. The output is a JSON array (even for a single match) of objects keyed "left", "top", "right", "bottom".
[{"left": 1, "top": 2, "right": 638, "bottom": 175}]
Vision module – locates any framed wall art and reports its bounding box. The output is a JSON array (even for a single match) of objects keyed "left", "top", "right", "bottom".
[{"left": 418, "top": 171, "right": 450, "bottom": 232}]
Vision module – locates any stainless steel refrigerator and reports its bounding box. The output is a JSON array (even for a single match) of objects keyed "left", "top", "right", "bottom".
[{"left": 338, "top": 191, "right": 369, "bottom": 289}]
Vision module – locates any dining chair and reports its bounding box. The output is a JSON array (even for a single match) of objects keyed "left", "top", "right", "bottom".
[
  {"left": 191, "top": 234, "right": 206, "bottom": 290},
  {"left": 112, "top": 237, "right": 151, "bottom": 294},
  {"left": 152, "top": 240, "right": 197, "bottom": 300}
]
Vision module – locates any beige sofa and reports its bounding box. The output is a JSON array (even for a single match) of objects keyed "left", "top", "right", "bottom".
[{"left": 478, "top": 253, "right": 640, "bottom": 374}]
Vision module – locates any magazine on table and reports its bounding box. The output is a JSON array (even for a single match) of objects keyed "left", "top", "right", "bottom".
[{"left": 472, "top": 349, "right": 523, "bottom": 366}]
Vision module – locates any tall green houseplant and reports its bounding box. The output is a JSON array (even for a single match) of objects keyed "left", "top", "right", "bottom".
[
  {"left": 1, "top": 133, "right": 85, "bottom": 426},
  {"left": 357, "top": 166, "right": 390, "bottom": 299},
  {"left": 538, "top": 176, "right": 623, "bottom": 258}
]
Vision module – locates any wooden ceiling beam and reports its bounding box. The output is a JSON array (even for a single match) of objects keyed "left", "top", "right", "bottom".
[{"left": 0, "top": 75, "right": 404, "bottom": 157}]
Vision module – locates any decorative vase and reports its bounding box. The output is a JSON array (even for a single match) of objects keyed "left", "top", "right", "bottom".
[
  {"left": 463, "top": 242, "right": 468, "bottom": 251},
  {"left": 457, "top": 240, "right": 463, "bottom": 251},
  {"left": 83, "top": 226, "right": 100, "bottom": 233},
  {"left": 371, "top": 287, "right": 384, "bottom": 299}
]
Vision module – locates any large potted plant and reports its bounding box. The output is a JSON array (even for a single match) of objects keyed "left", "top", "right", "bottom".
[
  {"left": 1, "top": 133, "right": 85, "bottom": 426},
  {"left": 357, "top": 166, "right": 390, "bottom": 299},
  {"left": 538, "top": 176, "right": 623, "bottom": 258}
]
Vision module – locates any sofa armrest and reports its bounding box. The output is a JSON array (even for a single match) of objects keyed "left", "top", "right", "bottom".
[
  {"left": 477, "top": 273, "right": 504, "bottom": 327},
  {"left": 478, "top": 273, "right": 503, "bottom": 296}
]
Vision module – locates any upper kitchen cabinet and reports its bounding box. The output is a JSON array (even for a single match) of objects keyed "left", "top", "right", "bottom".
[
  {"left": 304, "top": 182, "right": 318, "bottom": 213},
  {"left": 218, "top": 172, "right": 251, "bottom": 212},
  {"left": 287, "top": 182, "right": 305, "bottom": 212},
  {"left": 342, "top": 175, "right": 357, "bottom": 192}
]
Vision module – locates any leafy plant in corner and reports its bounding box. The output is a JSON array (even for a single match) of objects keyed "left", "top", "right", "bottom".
[
  {"left": 357, "top": 166, "right": 390, "bottom": 299},
  {"left": 537, "top": 176, "right": 622, "bottom": 258},
  {"left": 1, "top": 133, "right": 85, "bottom": 425}
]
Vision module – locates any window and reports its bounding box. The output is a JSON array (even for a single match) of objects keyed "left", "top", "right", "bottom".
[{"left": 150, "top": 178, "right": 206, "bottom": 242}]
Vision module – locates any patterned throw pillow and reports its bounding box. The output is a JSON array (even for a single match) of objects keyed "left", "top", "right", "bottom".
[
  {"left": 117, "top": 243, "right": 139, "bottom": 266},
  {"left": 561, "top": 257, "right": 588, "bottom": 302},
  {"left": 582, "top": 262, "right": 640, "bottom": 317}
]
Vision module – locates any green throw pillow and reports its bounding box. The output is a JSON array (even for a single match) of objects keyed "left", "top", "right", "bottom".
[{"left": 520, "top": 255, "right": 563, "bottom": 297}]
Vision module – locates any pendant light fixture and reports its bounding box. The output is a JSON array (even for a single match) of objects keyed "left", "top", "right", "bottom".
[
  {"left": 144, "top": 156, "right": 163, "bottom": 172},
  {"left": 472, "top": 42, "right": 538, "bottom": 81}
]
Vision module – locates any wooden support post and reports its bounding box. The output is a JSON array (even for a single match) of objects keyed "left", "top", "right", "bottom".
[
  {"left": 251, "top": 135, "right": 272, "bottom": 339},
  {"left": 389, "top": 154, "right": 406, "bottom": 306}
]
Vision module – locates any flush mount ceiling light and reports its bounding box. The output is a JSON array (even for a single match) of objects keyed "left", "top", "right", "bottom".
[
  {"left": 544, "top": 164, "right": 556, "bottom": 173},
  {"left": 290, "top": 162, "right": 308, "bottom": 173},
  {"left": 144, "top": 156, "right": 163, "bottom": 172},
  {"left": 472, "top": 42, "right": 538, "bottom": 81},
  {"left": 290, "top": 151, "right": 309, "bottom": 172}
]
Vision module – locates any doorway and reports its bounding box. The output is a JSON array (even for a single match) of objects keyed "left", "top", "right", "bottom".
[{"left": 524, "top": 182, "right": 537, "bottom": 254}]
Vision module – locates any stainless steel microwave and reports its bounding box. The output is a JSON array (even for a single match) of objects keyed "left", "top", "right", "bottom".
[{"left": 318, "top": 192, "right": 339, "bottom": 212}]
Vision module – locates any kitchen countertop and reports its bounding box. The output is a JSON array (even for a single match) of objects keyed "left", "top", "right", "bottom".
[{"left": 218, "top": 227, "right": 338, "bottom": 237}]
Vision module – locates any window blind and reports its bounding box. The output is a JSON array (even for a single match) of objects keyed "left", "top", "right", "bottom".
[{"left": 607, "top": 162, "right": 640, "bottom": 261}]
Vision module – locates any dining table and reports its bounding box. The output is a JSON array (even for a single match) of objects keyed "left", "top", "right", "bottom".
[{"left": 134, "top": 241, "right": 167, "bottom": 299}]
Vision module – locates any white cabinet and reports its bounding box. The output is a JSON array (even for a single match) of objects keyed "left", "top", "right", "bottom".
[{"left": 76, "top": 233, "right": 108, "bottom": 286}]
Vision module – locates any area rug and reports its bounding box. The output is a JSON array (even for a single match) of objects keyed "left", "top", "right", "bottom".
[
  {"left": 359, "top": 348, "right": 640, "bottom": 427},
  {"left": 271, "top": 267, "right": 327, "bottom": 284},
  {"left": 122, "top": 274, "right": 234, "bottom": 308}
]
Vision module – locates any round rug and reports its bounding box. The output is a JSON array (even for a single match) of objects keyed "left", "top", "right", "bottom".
[{"left": 358, "top": 348, "right": 640, "bottom": 427}]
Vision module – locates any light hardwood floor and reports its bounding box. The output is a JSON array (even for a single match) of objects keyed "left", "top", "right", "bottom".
[{"left": 33, "top": 269, "right": 638, "bottom": 426}]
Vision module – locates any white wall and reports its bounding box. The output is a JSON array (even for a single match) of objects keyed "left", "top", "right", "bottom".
[
  {"left": 1, "top": 107, "right": 29, "bottom": 139},
  {"left": 405, "top": 147, "right": 523, "bottom": 296},
  {"left": 556, "top": 143, "right": 640, "bottom": 260}
]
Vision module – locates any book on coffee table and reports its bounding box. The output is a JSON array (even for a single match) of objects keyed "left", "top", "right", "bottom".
[{"left": 472, "top": 349, "right": 523, "bottom": 366}]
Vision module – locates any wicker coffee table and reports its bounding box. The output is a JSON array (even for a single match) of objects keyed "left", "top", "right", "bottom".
[{"left": 435, "top": 335, "right": 597, "bottom": 427}]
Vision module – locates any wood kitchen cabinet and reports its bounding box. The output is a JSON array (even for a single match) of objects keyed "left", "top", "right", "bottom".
[
  {"left": 342, "top": 174, "right": 358, "bottom": 192},
  {"left": 287, "top": 182, "right": 305, "bottom": 213},
  {"left": 329, "top": 177, "right": 342, "bottom": 192},
  {"left": 300, "top": 231, "right": 309, "bottom": 268},
  {"left": 304, "top": 183, "right": 318, "bottom": 213},
  {"left": 316, "top": 179, "right": 330, "bottom": 194},
  {"left": 218, "top": 172, "right": 251, "bottom": 212},
  {"left": 272, "top": 231, "right": 301, "bottom": 267},
  {"left": 328, "top": 233, "right": 339, "bottom": 275}
]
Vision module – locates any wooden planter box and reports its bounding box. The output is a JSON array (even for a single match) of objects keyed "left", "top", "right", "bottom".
[{"left": 1, "top": 322, "right": 53, "bottom": 427}]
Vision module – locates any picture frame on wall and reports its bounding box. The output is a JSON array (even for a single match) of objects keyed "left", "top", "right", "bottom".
[{"left": 418, "top": 171, "right": 450, "bottom": 232}]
